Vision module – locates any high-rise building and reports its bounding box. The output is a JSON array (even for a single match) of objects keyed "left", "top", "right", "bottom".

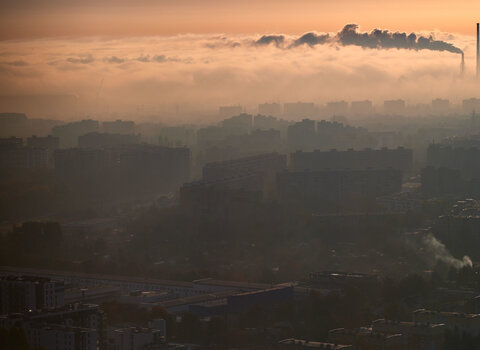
[
  {"left": 78, "top": 132, "right": 140, "bottom": 148},
  {"left": 287, "top": 119, "right": 316, "bottom": 151},
  {"left": 326, "top": 101, "right": 349, "bottom": 116},
  {"left": 0, "top": 275, "right": 65, "bottom": 314},
  {"left": 102, "top": 120, "right": 135, "bottom": 134},
  {"left": 221, "top": 113, "right": 252, "bottom": 132},
  {"left": 277, "top": 169, "right": 402, "bottom": 208},
  {"left": 0, "top": 137, "right": 51, "bottom": 169},
  {"left": 27, "top": 135, "right": 60, "bottom": 151},
  {"left": 463, "top": 98, "right": 480, "bottom": 114},
  {"left": 351, "top": 100, "right": 374, "bottom": 115},
  {"left": 52, "top": 119, "right": 100, "bottom": 148},
  {"left": 383, "top": 99, "right": 406, "bottom": 115},
  {"left": 283, "top": 102, "right": 316, "bottom": 119},
  {"left": 219, "top": 105, "right": 243, "bottom": 118},
  {"left": 258, "top": 102, "right": 282, "bottom": 117},
  {"left": 108, "top": 327, "right": 165, "bottom": 350},
  {"left": 431, "top": 98, "right": 450, "bottom": 114},
  {"left": 290, "top": 147, "right": 413, "bottom": 173}
]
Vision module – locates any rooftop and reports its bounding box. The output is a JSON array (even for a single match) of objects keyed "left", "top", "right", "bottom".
[{"left": 278, "top": 338, "right": 352, "bottom": 349}]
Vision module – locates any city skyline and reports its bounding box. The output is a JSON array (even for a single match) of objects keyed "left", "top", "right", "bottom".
[{"left": 1, "top": 2, "right": 480, "bottom": 119}]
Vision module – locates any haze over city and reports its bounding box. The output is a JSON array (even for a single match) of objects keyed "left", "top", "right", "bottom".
[
  {"left": 1, "top": 0, "right": 480, "bottom": 120},
  {"left": 2, "top": 1, "right": 480, "bottom": 350}
]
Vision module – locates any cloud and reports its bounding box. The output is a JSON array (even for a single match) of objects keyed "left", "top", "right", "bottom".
[
  {"left": 0, "top": 27, "right": 475, "bottom": 118},
  {"left": 254, "top": 35, "right": 284, "bottom": 47},
  {"left": 1, "top": 60, "right": 29, "bottom": 67},
  {"left": 66, "top": 54, "right": 94, "bottom": 64},
  {"left": 136, "top": 55, "right": 150, "bottom": 62},
  {"left": 135, "top": 54, "right": 182, "bottom": 63},
  {"left": 105, "top": 56, "right": 125, "bottom": 64},
  {"left": 152, "top": 55, "right": 166, "bottom": 62},
  {"left": 291, "top": 32, "right": 330, "bottom": 47},
  {"left": 205, "top": 39, "right": 241, "bottom": 49}
]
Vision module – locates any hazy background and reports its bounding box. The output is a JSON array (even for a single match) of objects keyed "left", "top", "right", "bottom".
[{"left": 0, "top": 0, "right": 479, "bottom": 120}]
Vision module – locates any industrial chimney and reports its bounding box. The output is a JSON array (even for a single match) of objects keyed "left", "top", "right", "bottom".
[{"left": 477, "top": 22, "right": 479, "bottom": 79}]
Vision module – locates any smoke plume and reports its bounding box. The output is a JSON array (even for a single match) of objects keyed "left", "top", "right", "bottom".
[
  {"left": 291, "top": 32, "right": 330, "bottom": 47},
  {"left": 421, "top": 233, "right": 472, "bottom": 269},
  {"left": 252, "top": 24, "right": 464, "bottom": 58},
  {"left": 336, "top": 24, "right": 463, "bottom": 55},
  {"left": 254, "top": 35, "right": 285, "bottom": 47}
]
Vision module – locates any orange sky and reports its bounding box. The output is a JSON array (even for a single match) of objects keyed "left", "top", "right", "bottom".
[
  {"left": 1, "top": 0, "right": 479, "bottom": 39},
  {"left": 0, "top": 0, "right": 479, "bottom": 119}
]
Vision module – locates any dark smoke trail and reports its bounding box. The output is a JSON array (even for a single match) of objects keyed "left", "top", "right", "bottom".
[
  {"left": 251, "top": 24, "right": 463, "bottom": 62},
  {"left": 254, "top": 35, "right": 285, "bottom": 47},
  {"left": 291, "top": 32, "right": 330, "bottom": 47},
  {"left": 336, "top": 24, "right": 463, "bottom": 55}
]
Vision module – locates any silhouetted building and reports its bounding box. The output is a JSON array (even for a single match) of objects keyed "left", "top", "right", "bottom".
[
  {"left": 180, "top": 173, "right": 264, "bottom": 214},
  {"left": 254, "top": 114, "right": 290, "bottom": 132},
  {"left": 0, "top": 113, "right": 62, "bottom": 138},
  {"left": 0, "top": 275, "right": 64, "bottom": 314},
  {"left": 432, "top": 98, "right": 450, "bottom": 114},
  {"left": 284, "top": 102, "right": 316, "bottom": 119},
  {"left": 102, "top": 120, "right": 135, "bottom": 134},
  {"left": 384, "top": 99, "right": 406, "bottom": 115},
  {"left": 78, "top": 132, "right": 140, "bottom": 148},
  {"left": 203, "top": 153, "right": 286, "bottom": 195},
  {"left": 54, "top": 148, "right": 110, "bottom": 181},
  {"left": 370, "top": 132, "right": 400, "bottom": 149},
  {"left": 158, "top": 126, "right": 196, "bottom": 147},
  {"left": 55, "top": 144, "right": 190, "bottom": 198},
  {"left": 27, "top": 135, "right": 59, "bottom": 151},
  {"left": 277, "top": 169, "right": 402, "bottom": 210},
  {"left": 108, "top": 327, "right": 165, "bottom": 350},
  {"left": 290, "top": 147, "right": 412, "bottom": 173},
  {"left": 326, "top": 101, "right": 349, "bottom": 116},
  {"left": 219, "top": 105, "right": 243, "bottom": 118},
  {"left": 52, "top": 119, "right": 100, "bottom": 148},
  {"left": 0, "top": 136, "right": 23, "bottom": 148},
  {"left": 463, "top": 98, "right": 480, "bottom": 114},
  {"left": 421, "top": 166, "right": 463, "bottom": 196},
  {"left": 197, "top": 126, "right": 245, "bottom": 148},
  {"left": 0, "top": 303, "right": 104, "bottom": 350},
  {"left": 258, "top": 102, "right": 282, "bottom": 117},
  {"left": 426, "top": 143, "right": 480, "bottom": 180},
  {"left": 0, "top": 113, "right": 28, "bottom": 137},
  {"left": 26, "top": 324, "right": 97, "bottom": 350},
  {"left": 315, "top": 121, "right": 374, "bottom": 151},
  {"left": 351, "top": 100, "right": 374, "bottom": 115},
  {"left": 287, "top": 119, "right": 316, "bottom": 151},
  {"left": 0, "top": 138, "right": 51, "bottom": 169},
  {"left": 221, "top": 113, "right": 252, "bottom": 132}
]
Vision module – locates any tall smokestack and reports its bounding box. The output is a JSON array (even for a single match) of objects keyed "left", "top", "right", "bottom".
[
  {"left": 477, "top": 22, "right": 479, "bottom": 79},
  {"left": 461, "top": 52, "right": 465, "bottom": 75}
]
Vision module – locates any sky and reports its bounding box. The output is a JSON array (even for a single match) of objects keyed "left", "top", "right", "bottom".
[
  {"left": 0, "top": 1, "right": 479, "bottom": 119},
  {"left": 1, "top": 0, "right": 479, "bottom": 39}
]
